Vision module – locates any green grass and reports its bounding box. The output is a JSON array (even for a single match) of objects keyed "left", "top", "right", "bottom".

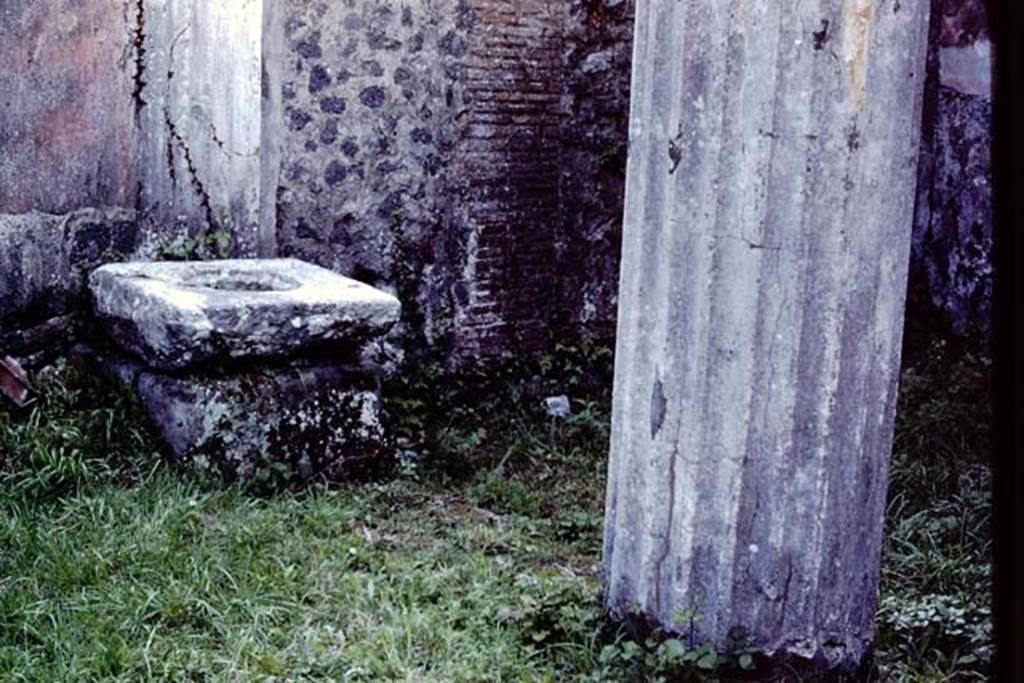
[
  {"left": 1, "top": 476, "right": 610, "bottom": 680},
  {"left": 874, "top": 340, "right": 992, "bottom": 681},
  {"left": 0, "top": 340, "right": 992, "bottom": 681}
]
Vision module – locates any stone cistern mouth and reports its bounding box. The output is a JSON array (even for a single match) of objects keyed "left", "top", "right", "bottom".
[{"left": 177, "top": 269, "right": 303, "bottom": 293}]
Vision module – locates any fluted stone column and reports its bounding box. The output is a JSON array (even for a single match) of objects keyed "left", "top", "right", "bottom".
[{"left": 602, "top": 0, "right": 930, "bottom": 670}]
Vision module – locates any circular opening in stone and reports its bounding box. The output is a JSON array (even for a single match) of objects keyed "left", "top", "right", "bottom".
[{"left": 180, "top": 270, "right": 302, "bottom": 292}]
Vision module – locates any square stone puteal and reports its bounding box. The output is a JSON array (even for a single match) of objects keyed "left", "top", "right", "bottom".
[{"left": 89, "top": 259, "right": 400, "bottom": 370}]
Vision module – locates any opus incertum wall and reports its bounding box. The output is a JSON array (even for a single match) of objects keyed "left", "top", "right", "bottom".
[
  {"left": 910, "top": 0, "right": 993, "bottom": 336},
  {"left": 269, "top": 0, "right": 470, "bottom": 359}
]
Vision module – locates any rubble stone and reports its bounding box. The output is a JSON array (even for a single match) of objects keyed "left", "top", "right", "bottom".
[{"left": 0, "top": 208, "right": 136, "bottom": 327}]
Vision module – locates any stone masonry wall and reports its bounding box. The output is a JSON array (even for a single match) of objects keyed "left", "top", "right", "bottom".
[
  {"left": 0, "top": 208, "right": 138, "bottom": 363},
  {"left": 556, "top": 0, "right": 633, "bottom": 337},
  {"left": 273, "top": 0, "right": 469, "bottom": 361},
  {"left": 272, "top": 0, "right": 635, "bottom": 360},
  {"left": 910, "top": 0, "right": 993, "bottom": 338}
]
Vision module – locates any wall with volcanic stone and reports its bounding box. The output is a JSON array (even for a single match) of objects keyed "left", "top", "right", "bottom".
[
  {"left": 271, "top": 0, "right": 635, "bottom": 360},
  {"left": 272, "top": 0, "right": 469, "bottom": 360},
  {"left": 910, "top": 0, "right": 993, "bottom": 339},
  {"left": 555, "top": 0, "right": 633, "bottom": 338}
]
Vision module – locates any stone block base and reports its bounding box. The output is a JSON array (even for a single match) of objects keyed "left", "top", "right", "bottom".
[{"left": 73, "top": 346, "right": 391, "bottom": 483}]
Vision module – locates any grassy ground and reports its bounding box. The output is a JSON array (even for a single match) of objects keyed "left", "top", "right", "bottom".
[{"left": 0, "top": 340, "right": 991, "bottom": 681}]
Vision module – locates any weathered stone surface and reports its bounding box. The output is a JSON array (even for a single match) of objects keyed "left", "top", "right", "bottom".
[
  {"left": 556, "top": 0, "right": 634, "bottom": 337},
  {"left": 0, "top": 0, "right": 135, "bottom": 214},
  {"left": 910, "top": 0, "right": 992, "bottom": 337},
  {"left": 137, "top": 366, "right": 388, "bottom": 482},
  {"left": 90, "top": 259, "right": 401, "bottom": 370},
  {"left": 0, "top": 316, "right": 73, "bottom": 367},
  {"left": 72, "top": 345, "right": 390, "bottom": 482},
  {"left": 603, "top": 0, "right": 930, "bottom": 671},
  {"left": 938, "top": 40, "right": 991, "bottom": 97},
  {"left": 269, "top": 0, "right": 469, "bottom": 359},
  {"left": 0, "top": 214, "right": 63, "bottom": 327},
  {"left": 0, "top": 208, "right": 137, "bottom": 328}
]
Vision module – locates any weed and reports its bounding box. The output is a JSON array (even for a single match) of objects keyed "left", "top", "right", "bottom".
[
  {"left": 157, "top": 228, "right": 232, "bottom": 261},
  {"left": 874, "top": 339, "right": 992, "bottom": 681}
]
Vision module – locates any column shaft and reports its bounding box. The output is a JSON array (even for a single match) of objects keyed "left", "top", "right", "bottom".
[{"left": 602, "top": 0, "right": 930, "bottom": 669}]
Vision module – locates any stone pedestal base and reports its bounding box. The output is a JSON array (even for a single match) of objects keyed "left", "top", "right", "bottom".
[{"left": 73, "top": 346, "right": 391, "bottom": 483}]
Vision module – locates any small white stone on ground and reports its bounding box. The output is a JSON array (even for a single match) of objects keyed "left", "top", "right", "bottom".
[{"left": 544, "top": 395, "right": 572, "bottom": 419}]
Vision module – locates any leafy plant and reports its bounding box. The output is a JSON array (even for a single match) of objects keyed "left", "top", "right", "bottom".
[
  {"left": 877, "top": 594, "right": 992, "bottom": 670},
  {"left": 157, "top": 228, "right": 232, "bottom": 261},
  {"left": 593, "top": 616, "right": 757, "bottom": 682}
]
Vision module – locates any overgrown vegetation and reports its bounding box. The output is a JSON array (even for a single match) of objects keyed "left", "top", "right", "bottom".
[
  {"left": 0, "top": 337, "right": 991, "bottom": 680},
  {"left": 875, "top": 340, "right": 992, "bottom": 681},
  {"left": 0, "top": 360, "right": 156, "bottom": 502}
]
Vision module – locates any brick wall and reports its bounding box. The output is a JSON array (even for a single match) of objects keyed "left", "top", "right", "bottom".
[{"left": 453, "top": 0, "right": 565, "bottom": 355}]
